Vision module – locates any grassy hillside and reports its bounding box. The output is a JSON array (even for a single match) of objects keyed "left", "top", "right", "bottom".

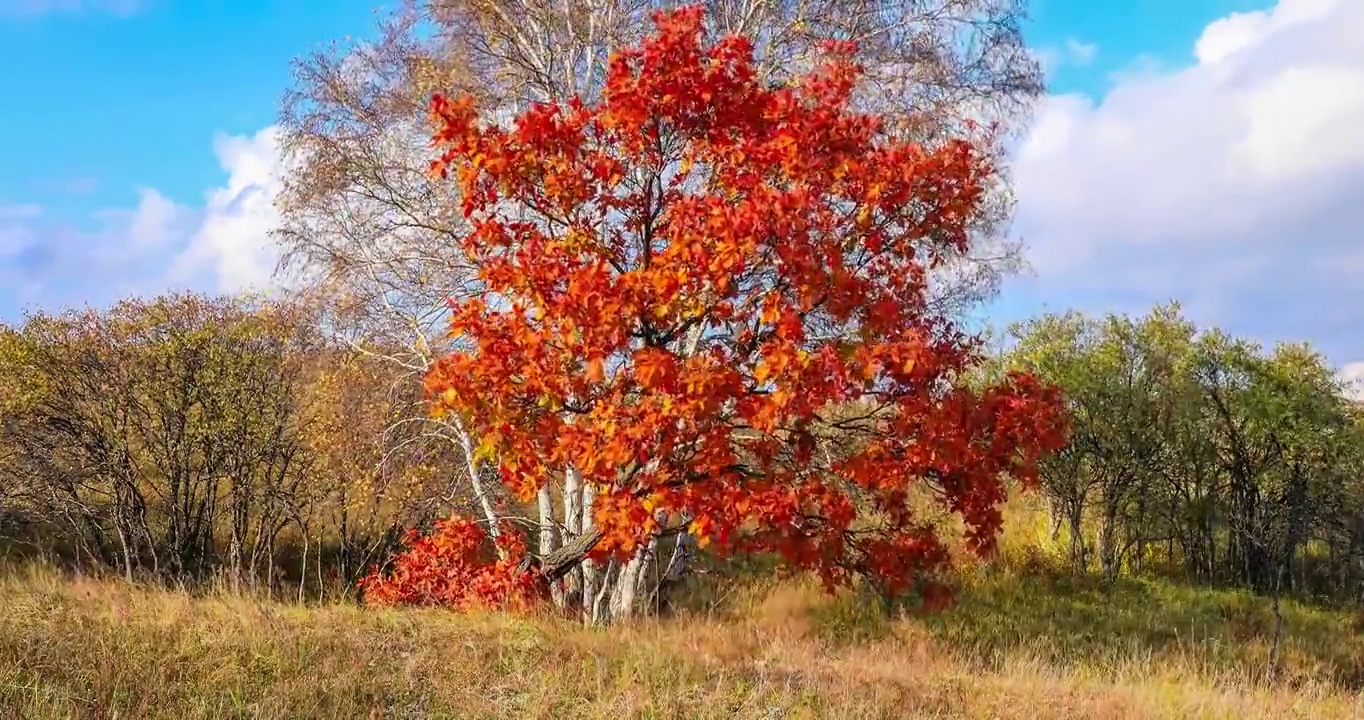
[{"left": 1, "top": 555, "right": 1361, "bottom": 720}]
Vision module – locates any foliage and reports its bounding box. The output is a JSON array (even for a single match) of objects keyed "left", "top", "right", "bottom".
[
  {"left": 1004, "top": 303, "right": 1364, "bottom": 604},
  {"left": 298, "top": 347, "right": 463, "bottom": 591},
  {"left": 370, "top": 7, "right": 1066, "bottom": 618},
  {"left": 358, "top": 515, "right": 541, "bottom": 609},
  {"left": 0, "top": 295, "right": 316, "bottom": 582},
  {"left": 0, "top": 294, "right": 465, "bottom": 596},
  {"left": 277, "top": 0, "right": 1041, "bottom": 349}
]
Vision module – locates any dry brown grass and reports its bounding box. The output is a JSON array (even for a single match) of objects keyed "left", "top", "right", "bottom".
[{"left": 0, "top": 561, "right": 1360, "bottom": 720}]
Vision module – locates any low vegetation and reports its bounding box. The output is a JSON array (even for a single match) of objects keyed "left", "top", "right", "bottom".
[{"left": 3, "top": 534, "right": 1361, "bottom": 719}]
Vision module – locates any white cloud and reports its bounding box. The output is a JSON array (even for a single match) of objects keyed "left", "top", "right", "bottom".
[
  {"left": 1036, "top": 37, "right": 1099, "bottom": 76},
  {"left": 0, "top": 127, "right": 287, "bottom": 315},
  {"left": 1008, "top": 0, "right": 1364, "bottom": 364},
  {"left": 0, "top": 193, "right": 193, "bottom": 314},
  {"left": 1339, "top": 361, "right": 1364, "bottom": 402},
  {"left": 168, "top": 127, "right": 285, "bottom": 294},
  {"left": 1193, "top": 0, "right": 1335, "bottom": 65},
  {"left": 1064, "top": 38, "right": 1097, "bottom": 65},
  {"left": 1232, "top": 65, "right": 1364, "bottom": 181},
  {"left": 0, "top": 204, "right": 41, "bottom": 257},
  {"left": 124, "top": 187, "right": 179, "bottom": 251},
  {"left": 0, "top": 205, "right": 42, "bottom": 220}
]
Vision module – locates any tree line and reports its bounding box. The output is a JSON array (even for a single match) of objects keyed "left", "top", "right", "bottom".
[
  {"left": 0, "top": 295, "right": 470, "bottom": 597},
  {"left": 1001, "top": 304, "right": 1364, "bottom": 605},
  {"left": 5, "top": 299, "right": 1359, "bottom": 611}
]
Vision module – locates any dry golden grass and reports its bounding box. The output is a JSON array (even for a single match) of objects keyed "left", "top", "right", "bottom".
[{"left": 0, "top": 558, "right": 1361, "bottom": 720}]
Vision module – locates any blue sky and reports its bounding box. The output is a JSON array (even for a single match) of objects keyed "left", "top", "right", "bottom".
[
  {"left": 1029, "top": 0, "right": 1267, "bottom": 92},
  {"left": 0, "top": 0, "right": 1243, "bottom": 209},
  {"left": 0, "top": 0, "right": 374, "bottom": 209},
  {"left": 1, "top": 0, "right": 1361, "bottom": 390}
]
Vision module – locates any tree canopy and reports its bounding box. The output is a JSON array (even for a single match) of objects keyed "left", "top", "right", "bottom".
[{"left": 360, "top": 7, "right": 1067, "bottom": 621}]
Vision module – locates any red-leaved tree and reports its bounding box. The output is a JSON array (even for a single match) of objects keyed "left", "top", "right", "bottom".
[{"left": 361, "top": 6, "right": 1067, "bottom": 623}]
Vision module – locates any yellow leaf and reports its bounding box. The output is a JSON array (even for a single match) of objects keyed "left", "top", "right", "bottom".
[{"left": 753, "top": 360, "right": 771, "bottom": 384}]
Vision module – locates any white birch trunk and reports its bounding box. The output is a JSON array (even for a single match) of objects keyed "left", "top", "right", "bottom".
[
  {"left": 662, "top": 530, "right": 693, "bottom": 580},
  {"left": 579, "top": 481, "right": 600, "bottom": 623},
  {"left": 563, "top": 311, "right": 708, "bottom": 623},
  {"left": 563, "top": 467, "right": 583, "bottom": 535},
  {"left": 654, "top": 526, "right": 694, "bottom": 609},
  {"left": 608, "top": 556, "right": 639, "bottom": 621},
  {"left": 450, "top": 417, "right": 503, "bottom": 545},
  {"left": 589, "top": 558, "right": 619, "bottom": 625},
  {"left": 537, "top": 484, "right": 564, "bottom": 606},
  {"left": 609, "top": 532, "right": 659, "bottom": 621},
  {"left": 561, "top": 466, "right": 584, "bottom": 606}
]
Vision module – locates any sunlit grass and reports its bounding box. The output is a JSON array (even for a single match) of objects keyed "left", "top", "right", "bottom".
[
  {"left": 1, "top": 552, "right": 1360, "bottom": 719},
  {"left": 1, "top": 493, "right": 1357, "bottom": 719}
]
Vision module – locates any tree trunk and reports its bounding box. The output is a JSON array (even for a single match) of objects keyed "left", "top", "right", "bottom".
[
  {"left": 609, "top": 532, "right": 659, "bottom": 621},
  {"left": 561, "top": 466, "right": 584, "bottom": 607},
  {"left": 649, "top": 521, "right": 694, "bottom": 613},
  {"left": 114, "top": 520, "right": 134, "bottom": 583},
  {"left": 452, "top": 419, "right": 502, "bottom": 544},
  {"left": 1099, "top": 498, "right": 1122, "bottom": 579},
  {"left": 537, "top": 484, "right": 563, "bottom": 606},
  {"left": 579, "top": 481, "right": 599, "bottom": 624},
  {"left": 297, "top": 526, "right": 309, "bottom": 604},
  {"left": 1269, "top": 572, "right": 1284, "bottom": 679},
  {"left": 1048, "top": 499, "right": 1063, "bottom": 543},
  {"left": 589, "top": 560, "right": 619, "bottom": 625},
  {"left": 1067, "top": 501, "right": 1087, "bottom": 572}
]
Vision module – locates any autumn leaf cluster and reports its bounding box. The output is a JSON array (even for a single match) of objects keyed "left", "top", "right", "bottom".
[{"left": 359, "top": 516, "right": 541, "bottom": 609}]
